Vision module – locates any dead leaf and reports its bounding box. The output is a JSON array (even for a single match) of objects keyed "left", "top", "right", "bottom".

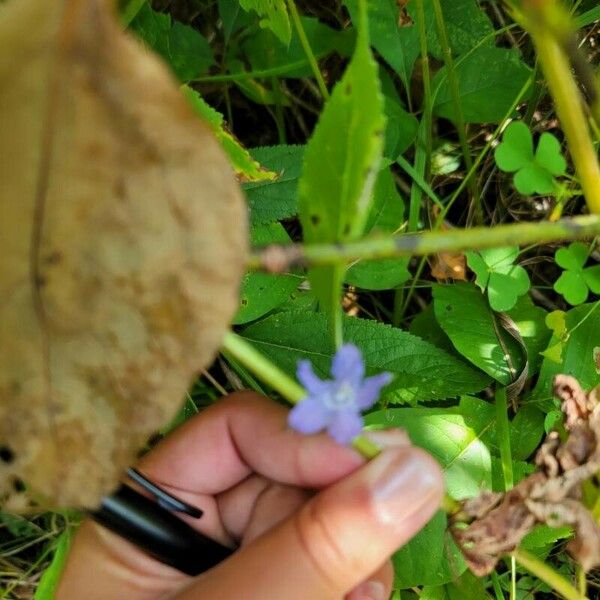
[
  {"left": 429, "top": 209, "right": 467, "bottom": 282},
  {"left": 452, "top": 375, "right": 600, "bottom": 575},
  {"left": 0, "top": 0, "right": 247, "bottom": 508}
]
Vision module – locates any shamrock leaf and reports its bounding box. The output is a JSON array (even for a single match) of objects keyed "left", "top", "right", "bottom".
[
  {"left": 466, "top": 247, "right": 530, "bottom": 312},
  {"left": 494, "top": 121, "right": 566, "bottom": 195},
  {"left": 553, "top": 242, "right": 600, "bottom": 305}
]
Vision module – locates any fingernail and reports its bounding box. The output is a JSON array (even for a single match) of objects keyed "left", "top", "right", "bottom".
[
  {"left": 371, "top": 448, "right": 442, "bottom": 525},
  {"left": 363, "top": 428, "right": 410, "bottom": 449},
  {"left": 349, "top": 580, "right": 386, "bottom": 600}
]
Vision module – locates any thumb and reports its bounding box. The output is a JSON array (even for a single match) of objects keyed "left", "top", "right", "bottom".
[{"left": 177, "top": 446, "right": 444, "bottom": 600}]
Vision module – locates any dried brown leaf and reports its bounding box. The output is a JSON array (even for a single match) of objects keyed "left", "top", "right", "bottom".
[
  {"left": 452, "top": 376, "right": 600, "bottom": 575},
  {"left": 0, "top": 0, "right": 247, "bottom": 508}
]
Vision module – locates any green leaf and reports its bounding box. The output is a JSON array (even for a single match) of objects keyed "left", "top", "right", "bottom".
[
  {"left": 432, "top": 48, "right": 531, "bottom": 124},
  {"left": 345, "top": 168, "right": 410, "bottom": 290},
  {"left": 243, "top": 145, "right": 305, "bottom": 225},
  {"left": 120, "top": 0, "right": 147, "bottom": 27},
  {"left": 366, "top": 406, "right": 492, "bottom": 499},
  {"left": 183, "top": 88, "right": 276, "bottom": 183},
  {"left": 494, "top": 122, "right": 566, "bottom": 195},
  {"left": 344, "top": 0, "right": 419, "bottom": 91},
  {"left": 510, "top": 404, "right": 545, "bottom": 461},
  {"left": 130, "top": 4, "right": 213, "bottom": 82},
  {"left": 554, "top": 270, "right": 589, "bottom": 305},
  {"left": 239, "top": 0, "right": 291, "bottom": 45},
  {"left": 494, "top": 122, "right": 534, "bottom": 172},
  {"left": 409, "top": 304, "right": 457, "bottom": 355},
  {"left": 34, "top": 529, "right": 74, "bottom": 600},
  {"left": 241, "top": 16, "right": 353, "bottom": 78},
  {"left": 409, "top": 0, "right": 495, "bottom": 61},
  {"left": 466, "top": 247, "right": 530, "bottom": 312},
  {"left": 365, "top": 402, "right": 496, "bottom": 587},
  {"left": 380, "top": 68, "right": 419, "bottom": 158},
  {"left": 299, "top": 5, "right": 386, "bottom": 342},
  {"left": 553, "top": 243, "right": 598, "bottom": 306},
  {"left": 241, "top": 310, "right": 491, "bottom": 404},
  {"left": 433, "top": 283, "right": 533, "bottom": 384},
  {"left": 234, "top": 224, "right": 299, "bottom": 325},
  {"left": 534, "top": 302, "right": 600, "bottom": 404}
]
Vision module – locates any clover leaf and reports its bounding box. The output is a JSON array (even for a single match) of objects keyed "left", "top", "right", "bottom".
[
  {"left": 494, "top": 121, "right": 566, "bottom": 195},
  {"left": 466, "top": 246, "right": 530, "bottom": 312},
  {"left": 553, "top": 242, "right": 600, "bottom": 305}
]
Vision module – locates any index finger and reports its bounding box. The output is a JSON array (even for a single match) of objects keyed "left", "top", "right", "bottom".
[{"left": 137, "top": 392, "right": 366, "bottom": 496}]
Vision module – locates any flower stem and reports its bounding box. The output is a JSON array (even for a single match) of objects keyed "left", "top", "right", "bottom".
[
  {"left": 221, "top": 332, "right": 305, "bottom": 403},
  {"left": 512, "top": 548, "right": 588, "bottom": 600},
  {"left": 286, "top": 0, "right": 329, "bottom": 101},
  {"left": 249, "top": 215, "right": 600, "bottom": 271}
]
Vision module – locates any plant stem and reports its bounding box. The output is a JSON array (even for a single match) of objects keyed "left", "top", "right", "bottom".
[
  {"left": 512, "top": 548, "right": 588, "bottom": 600},
  {"left": 221, "top": 332, "right": 305, "bottom": 403},
  {"left": 431, "top": 0, "right": 479, "bottom": 223},
  {"left": 248, "top": 215, "right": 600, "bottom": 271},
  {"left": 519, "top": 1, "right": 600, "bottom": 214},
  {"left": 286, "top": 0, "right": 329, "bottom": 101}
]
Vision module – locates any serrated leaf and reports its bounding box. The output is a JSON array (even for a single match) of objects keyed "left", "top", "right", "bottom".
[
  {"left": 243, "top": 145, "right": 304, "bottom": 225},
  {"left": 344, "top": 0, "right": 419, "bottom": 91},
  {"left": 433, "top": 48, "right": 531, "bottom": 124},
  {"left": 239, "top": 0, "right": 291, "bottom": 45},
  {"left": 183, "top": 87, "right": 276, "bottom": 183},
  {"left": 242, "top": 16, "right": 352, "bottom": 78},
  {"left": 234, "top": 224, "right": 299, "bottom": 324},
  {"left": 299, "top": 5, "right": 386, "bottom": 342},
  {"left": 241, "top": 310, "right": 491, "bottom": 404},
  {"left": 130, "top": 3, "right": 213, "bottom": 82},
  {"left": 408, "top": 0, "right": 495, "bottom": 61}
]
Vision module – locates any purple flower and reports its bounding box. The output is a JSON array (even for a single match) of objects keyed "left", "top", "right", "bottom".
[{"left": 288, "top": 344, "right": 392, "bottom": 445}]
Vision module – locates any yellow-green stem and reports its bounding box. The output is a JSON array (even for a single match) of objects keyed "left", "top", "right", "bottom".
[
  {"left": 512, "top": 548, "right": 588, "bottom": 600},
  {"left": 524, "top": 7, "right": 600, "bottom": 213}
]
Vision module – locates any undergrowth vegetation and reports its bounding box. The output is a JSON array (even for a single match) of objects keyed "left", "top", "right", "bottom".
[{"left": 2, "top": 0, "right": 600, "bottom": 598}]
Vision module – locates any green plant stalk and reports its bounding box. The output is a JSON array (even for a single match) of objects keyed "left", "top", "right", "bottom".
[
  {"left": 248, "top": 215, "right": 600, "bottom": 270},
  {"left": 286, "top": 0, "right": 329, "bottom": 101},
  {"left": 512, "top": 548, "right": 588, "bottom": 600},
  {"left": 430, "top": 0, "right": 479, "bottom": 223},
  {"left": 520, "top": 3, "right": 600, "bottom": 214},
  {"left": 495, "top": 386, "right": 516, "bottom": 599}
]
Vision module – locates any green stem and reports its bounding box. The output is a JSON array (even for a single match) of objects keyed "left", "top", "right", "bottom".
[
  {"left": 431, "top": 0, "right": 478, "bottom": 223},
  {"left": 286, "top": 0, "right": 329, "bottom": 101},
  {"left": 519, "top": 1, "right": 600, "bottom": 214},
  {"left": 249, "top": 215, "right": 600, "bottom": 270},
  {"left": 496, "top": 387, "right": 514, "bottom": 490},
  {"left": 222, "top": 332, "right": 305, "bottom": 403},
  {"left": 512, "top": 548, "right": 588, "bottom": 600}
]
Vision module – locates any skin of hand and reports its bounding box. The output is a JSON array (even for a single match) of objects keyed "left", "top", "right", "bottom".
[{"left": 57, "top": 392, "right": 444, "bottom": 600}]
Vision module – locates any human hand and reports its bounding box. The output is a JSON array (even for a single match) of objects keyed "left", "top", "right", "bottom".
[{"left": 57, "top": 392, "right": 444, "bottom": 600}]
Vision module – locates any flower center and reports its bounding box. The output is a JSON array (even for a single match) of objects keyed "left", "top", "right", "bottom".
[{"left": 325, "top": 381, "right": 355, "bottom": 409}]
